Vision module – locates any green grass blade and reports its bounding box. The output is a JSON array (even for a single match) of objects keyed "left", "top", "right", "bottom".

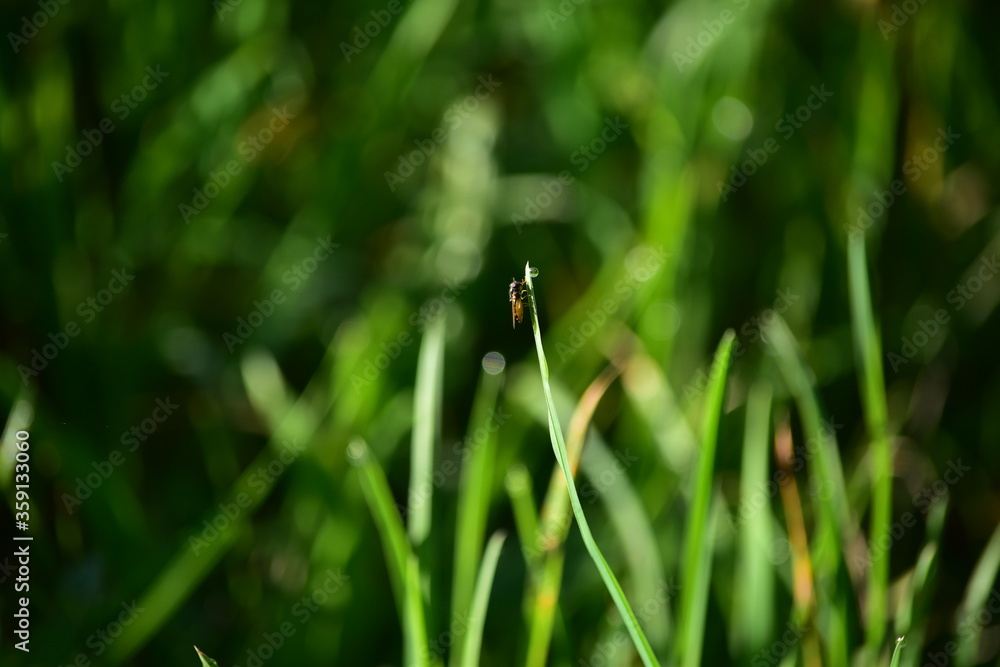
[
  {"left": 731, "top": 381, "right": 775, "bottom": 655},
  {"left": 460, "top": 531, "right": 507, "bottom": 667},
  {"left": 523, "top": 261, "right": 660, "bottom": 667},
  {"left": 406, "top": 553, "right": 432, "bottom": 667},
  {"left": 890, "top": 636, "right": 906, "bottom": 667},
  {"left": 896, "top": 496, "right": 947, "bottom": 667},
  {"left": 409, "top": 312, "right": 446, "bottom": 548},
  {"left": 349, "top": 437, "right": 413, "bottom": 617},
  {"left": 505, "top": 464, "right": 541, "bottom": 567},
  {"left": 450, "top": 370, "right": 503, "bottom": 667},
  {"left": 677, "top": 330, "right": 735, "bottom": 667},
  {"left": 195, "top": 646, "right": 221, "bottom": 667},
  {"left": 847, "top": 234, "right": 893, "bottom": 658}
]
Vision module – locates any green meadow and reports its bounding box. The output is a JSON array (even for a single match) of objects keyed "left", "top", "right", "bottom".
[{"left": 2, "top": 0, "right": 999, "bottom": 665}]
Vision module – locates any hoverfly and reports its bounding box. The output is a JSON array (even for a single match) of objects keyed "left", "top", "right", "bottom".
[{"left": 509, "top": 277, "right": 527, "bottom": 328}]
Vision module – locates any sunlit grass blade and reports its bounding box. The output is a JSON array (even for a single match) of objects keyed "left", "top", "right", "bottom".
[
  {"left": 954, "top": 520, "right": 1000, "bottom": 667},
  {"left": 896, "top": 496, "right": 947, "bottom": 667},
  {"left": 0, "top": 392, "right": 34, "bottom": 493},
  {"left": 406, "top": 553, "right": 432, "bottom": 667},
  {"left": 409, "top": 312, "right": 445, "bottom": 548},
  {"left": 523, "top": 261, "right": 660, "bottom": 667},
  {"left": 848, "top": 234, "right": 893, "bottom": 659},
  {"left": 890, "top": 636, "right": 906, "bottom": 667},
  {"left": 676, "top": 329, "right": 735, "bottom": 667},
  {"left": 731, "top": 381, "right": 774, "bottom": 655},
  {"left": 450, "top": 370, "right": 503, "bottom": 667},
  {"left": 195, "top": 646, "right": 220, "bottom": 667},
  {"left": 525, "top": 356, "right": 628, "bottom": 665},
  {"left": 459, "top": 531, "right": 507, "bottom": 667},
  {"left": 348, "top": 437, "right": 413, "bottom": 617}
]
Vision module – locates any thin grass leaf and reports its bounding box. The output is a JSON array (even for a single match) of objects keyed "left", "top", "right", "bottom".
[
  {"left": 505, "top": 464, "right": 540, "bottom": 567},
  {"left": 677, "top": 330, "right": 735, "bottom": 667},
  {"left": 409, "top": 312, "right": 445, "bottom": 548},
  {"left": 848, "top": 234, "right": 893, "bottom": 657},
  {"left": 460, "top": 531, "right": 507, "bottom": 667},
  {"left": 406, "top": 553, "right": 432, "bottom": 667},
  {"left": 890, "top": 636, "right": 906, "bottom": 667},
  {"left": 349, "top": 437, "right": 413, "bottom": 617},
  {"left": 523, "top": 261, "right": 660, "bottom": 667},
  {"left": 194, "top": 646, "right": 220, "bottom": 667},
  {"left": 0, "top": 393, "right": 34, "bottom": 492},
  {"left": 525, "top": 357, "right": 631, "bottom": 665},
  {"left": 450, "top": 370, "right": 503, "bottom": 667},
  {"left": 896, "top": 496, "right": 947, "bottom": 667},
  {"left": 732, "top": 381, "right": 775, "bottom": 655}
]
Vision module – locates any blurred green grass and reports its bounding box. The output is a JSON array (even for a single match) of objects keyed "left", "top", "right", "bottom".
[{"left": 2, "top": 0, "right": 1000, "bottom": 665}]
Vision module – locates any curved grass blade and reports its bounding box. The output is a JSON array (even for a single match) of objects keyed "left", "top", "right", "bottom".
[
  {"left": 350, "top": 435, "right": 410, "bottom": 597},
  {"left": 522, "top": 261, "right": 661, "bottom": 667},
  {"left": 460, "top": 531, "right": 507, "bottom": 667},
  {"left": 896, "top": 496, "right": 947, "bottom": 667},
  {"left": 676, "top": 329, "right": 735, "bottom": 667},
  {"left": 525, "top": 356, "right": 631, "bottom": 666},
  {"left": 890, "top": 636, "right": 906, "bottom": 667}
]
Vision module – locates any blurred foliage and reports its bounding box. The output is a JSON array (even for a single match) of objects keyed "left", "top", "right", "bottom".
[{"left": 1, "top": 0, "right": 1000, "bottom": 665}]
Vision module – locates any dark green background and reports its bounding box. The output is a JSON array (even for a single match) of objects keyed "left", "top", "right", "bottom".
[{"left": 1, "top": 0, "right": 999, "bottom": 665}]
